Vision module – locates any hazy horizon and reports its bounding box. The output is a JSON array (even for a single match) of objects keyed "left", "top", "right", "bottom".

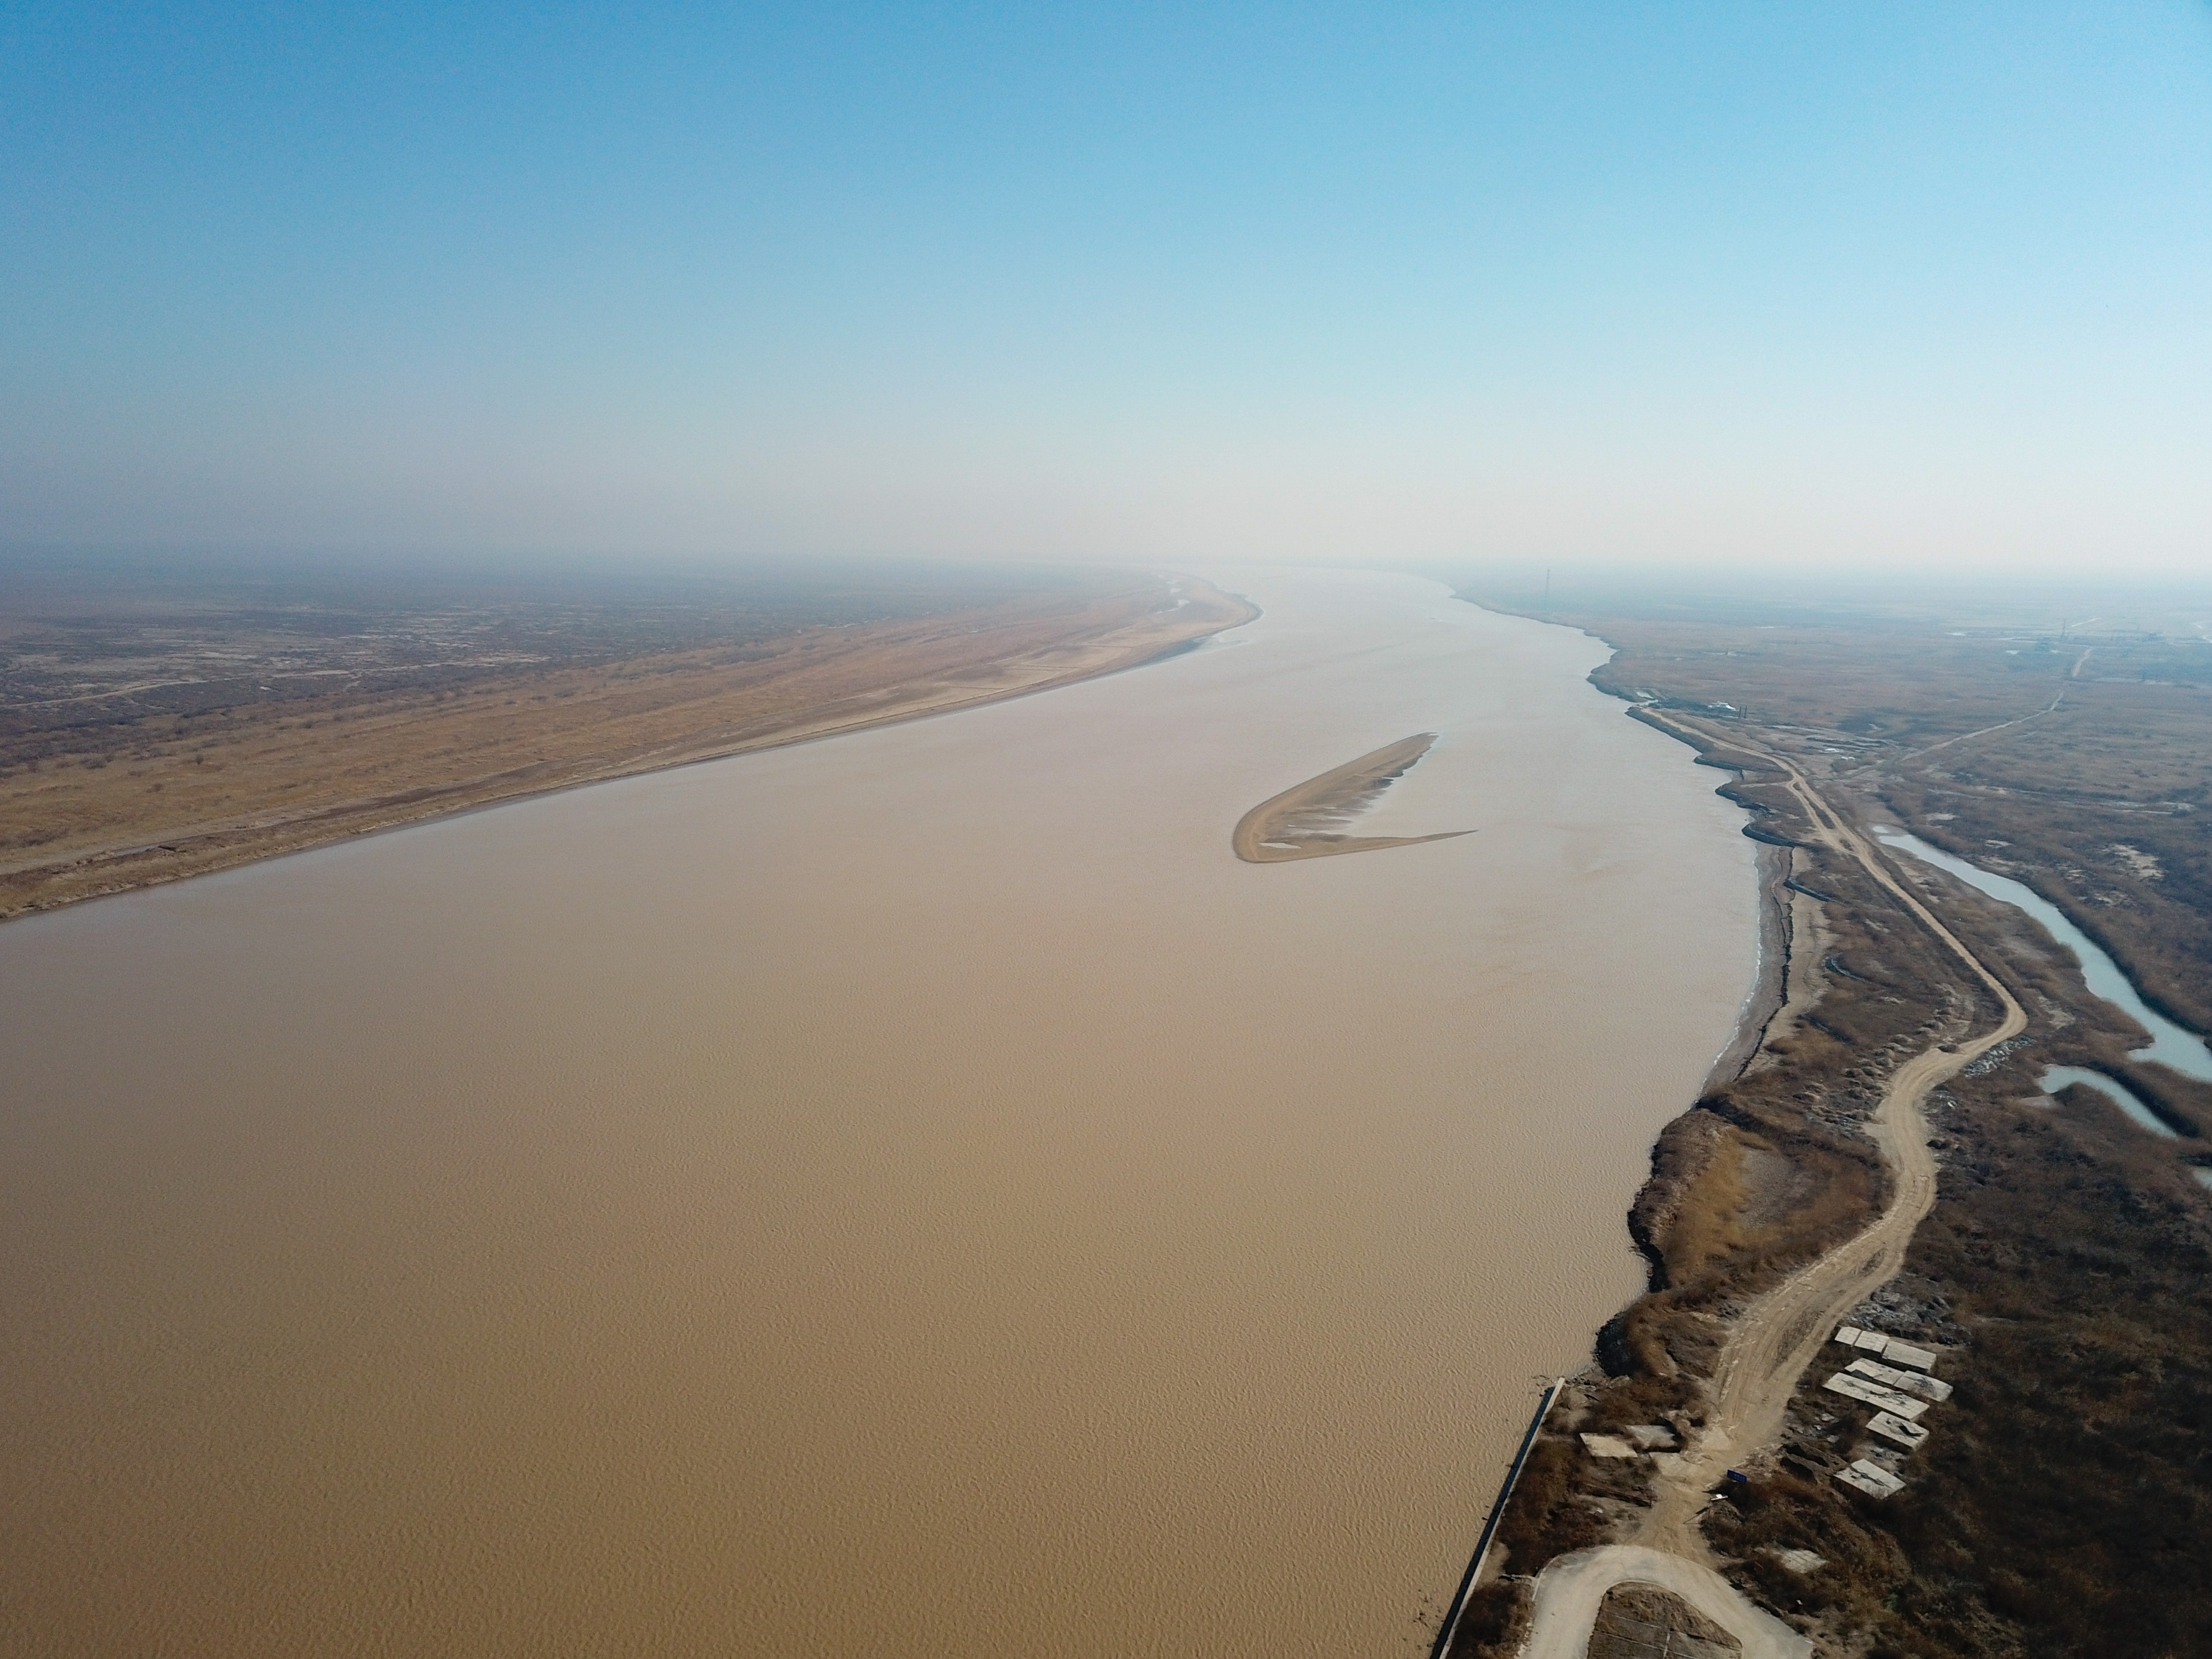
[
  {"left": 9, "top": 541, "right": 2211, "bottom": 614},
  {"left": 7, "top": 3, "right": 2211, "bottom": 576}
]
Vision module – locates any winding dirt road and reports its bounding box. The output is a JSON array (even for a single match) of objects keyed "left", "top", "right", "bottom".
[
  {"left": 1512, "top": 723, "right": 2026, "bottom": 1651},
  {"left": 1517, "top": 1547, "right": 1811, "bottom": 1659}
]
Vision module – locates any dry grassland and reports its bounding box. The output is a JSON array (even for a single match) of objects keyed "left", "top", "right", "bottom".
[{"left": 1590, "top": 620, "right": 2212, "bottom": 1031}]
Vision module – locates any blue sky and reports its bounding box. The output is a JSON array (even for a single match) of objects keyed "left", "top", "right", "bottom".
[{"left": 5, "top": 3, "right": 2210, "bottom": 572}]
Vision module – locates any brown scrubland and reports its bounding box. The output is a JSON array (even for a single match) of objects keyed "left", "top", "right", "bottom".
[
  {"left": 0, "top": 556, "right": 1251, "bottom": 920},
  {"left": 1441, "top": 578, "right": 2212, "bottom": 1659}
]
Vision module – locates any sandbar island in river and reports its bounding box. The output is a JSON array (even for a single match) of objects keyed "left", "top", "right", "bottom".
[{"left": 1231, "top": 732, "right": 1472, "bottom": 863}]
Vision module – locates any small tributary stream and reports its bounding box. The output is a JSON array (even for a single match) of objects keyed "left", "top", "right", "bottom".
[{"left": 1874, "top": 828, "right": 2212, "bottom": 1151}]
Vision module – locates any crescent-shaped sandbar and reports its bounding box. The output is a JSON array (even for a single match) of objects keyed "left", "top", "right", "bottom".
[{"left": 1230, "top": 733, "right": 1473, "bottom": 864}]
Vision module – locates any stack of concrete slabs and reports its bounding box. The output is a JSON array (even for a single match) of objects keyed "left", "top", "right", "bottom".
[
  {"left": 1835, "top": 1459, "right": 1905, "bottom": 1498},
  {"left": 1823, "top": 1373, "right": 1928, "bottom": 1420},
  {"left": 1835, "top": 1326, "right": 1939, "bottom": 1371},
  {"left": 1848, "top": 1357, "right": 1952, "bottom": 1401}
]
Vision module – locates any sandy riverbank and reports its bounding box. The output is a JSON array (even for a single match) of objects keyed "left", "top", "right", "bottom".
[
  {"left": 0, "top": 576, "right": 1256, "bottom": 924},
  {"left": 1699, "top": 839, "right": 1797, "bottom": 1091}
]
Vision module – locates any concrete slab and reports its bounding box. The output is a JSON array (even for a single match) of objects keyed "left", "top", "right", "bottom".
[
  {"left": 1836, "top": 1460, "right": 1904, "bottom": 1498},
  {"left": 1866, "top": 1411, "right": 1928, "bottom": 1449},
  {"left": 1848, "top": 1357, "right": 1952, "bottom": 1402},
  {"left": 1822, "top": 1373, "right": 1928, "bottom": 1419},
  {"left": 1882, "top": 1340, "right": 1938, "bottom": 1371},
  {"left": 1581, "top": 1433, "right": 1638, "bottom": 1458}
]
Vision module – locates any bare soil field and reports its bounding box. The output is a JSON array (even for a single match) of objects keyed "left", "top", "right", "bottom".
[
  {"left": 0, "top": 556, "right": 1253, "bottom": 920},
  {"left": 1590, "top": 1584, "right": 1740, "bottom": 1659},
  {"left": 1439, "top": 575, "right": 2212, "bottom": 1659}
]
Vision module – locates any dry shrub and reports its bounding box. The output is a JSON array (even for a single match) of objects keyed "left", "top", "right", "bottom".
[
  {"left": 1492, "top": 1438, "right": 1607, "bottom": 1573},
  {"left": 1444, "top": 1581, "right": 1528, "bottom": 1658}
]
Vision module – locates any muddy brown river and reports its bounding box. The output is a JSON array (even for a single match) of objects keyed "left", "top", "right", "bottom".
[{"left": 0, "top": 568, "right": 1755, "bottom": 1657}]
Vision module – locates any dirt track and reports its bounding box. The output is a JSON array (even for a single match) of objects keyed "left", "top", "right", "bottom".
[{"left": 1635, "top": 735, "right": 2026, "bottom": 1550}]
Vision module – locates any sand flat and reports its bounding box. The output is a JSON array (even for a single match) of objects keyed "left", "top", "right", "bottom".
[{"left": 0, "top": 577, "right": 1254, "bottom": 921}]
